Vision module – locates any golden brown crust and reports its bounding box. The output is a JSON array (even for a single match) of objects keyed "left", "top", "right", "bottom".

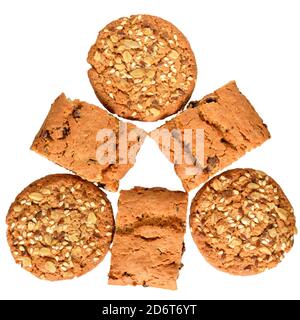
[
  {"left": 190, "top": 169, "right": 297, "bottom": 276},
  {"left": 87, "top": 14, "right": 197, "bottom": 121},
  {"left": 109, "top": 187, "right": 188, "bottom": 290},
  {"left": 151, "top": 81, "right": 271, "bottom": 192},
  {"left": 6, "top": 174, "right": 114, "bottom": 281},
  {"left": 31, "top": 93, "right": 146, "bottom": 192}
]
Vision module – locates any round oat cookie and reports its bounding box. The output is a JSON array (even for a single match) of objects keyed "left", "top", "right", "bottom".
[
  {"left": 190, "top": 169, "right": 297, "bottom": 275},
  {"left": 6, "top": 174, "right": 114, "bottom": 281},
  {"left": 87, "top": 14, "right": 197, "bottom": 121}
]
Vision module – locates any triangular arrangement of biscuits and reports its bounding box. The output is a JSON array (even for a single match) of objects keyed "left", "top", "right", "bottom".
[{"left": 6, "top": 15, "right": 296, "bottom": 290}]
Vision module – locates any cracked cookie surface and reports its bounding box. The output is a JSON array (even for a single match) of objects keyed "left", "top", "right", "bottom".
[
  {"left": 31, "top": 93, "right": 146, "bottom": 192},
  {"left": 151, "top": 81, "right": 271, "bottom": 192},
  {"left": 109, "top": 187, "right": 188, "bottom": 290},
  {"left": 88, "top": 14, "right": 197, "bottom": 121},
  {"left": 6, "top": 174, "right": 114, "bottom": 280},
  {"left": 190, "top": 169, "right": 297, "bottom": 275}
]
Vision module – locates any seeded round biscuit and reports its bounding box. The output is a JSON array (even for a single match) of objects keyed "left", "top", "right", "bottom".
[
  {"left": 190, "top": 169, "right": 297, "bottom": 275},
  {"left": 87, "top": 14, "right": 197, "bottom": 121},
  {"left": 6, "top": 174, "right": 114, "bottom": 281}
]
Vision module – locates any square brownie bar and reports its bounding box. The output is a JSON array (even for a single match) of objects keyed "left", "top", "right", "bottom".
[
  {"left": 151, "top": 81, "right": 271, "bottom": 192},
  {"left": 109, "top": 187, "right": 188, "bottom": 290},
  {"left": 31, "top": 94, "right": 146, "bottom": 192}
]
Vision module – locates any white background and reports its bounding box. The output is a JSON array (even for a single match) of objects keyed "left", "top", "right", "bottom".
[{"left": 0, "top": 0, "right": 299, "bottom": 300}]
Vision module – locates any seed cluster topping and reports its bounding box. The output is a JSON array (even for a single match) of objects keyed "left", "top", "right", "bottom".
[
  {"left": 7, "top": 175, "right": 114, "bottom": 280},
  {"left": 88, "top": 14, "right": 196, "bottom": 121},
  {"left": 190, "top": 169, "right": 297, "bottom": 275}
]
